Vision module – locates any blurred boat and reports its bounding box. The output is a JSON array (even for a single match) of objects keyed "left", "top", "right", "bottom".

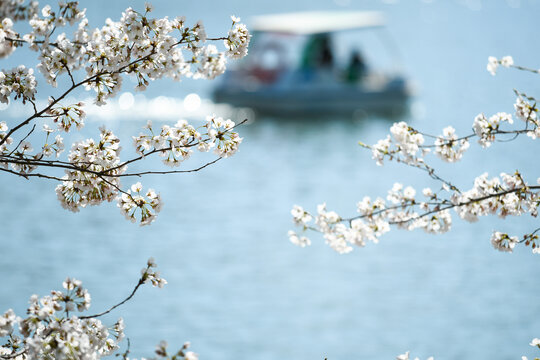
[{"left": 213, "top": 11, "right": 412, "bottom": 118}]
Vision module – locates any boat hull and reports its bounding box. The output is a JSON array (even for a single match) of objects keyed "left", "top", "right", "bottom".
[{"left": 213, "top": 74, "right": 410, "bottom": 118}]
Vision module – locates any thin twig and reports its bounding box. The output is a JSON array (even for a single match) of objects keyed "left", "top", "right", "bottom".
[
  {"left": 389, "top": 185, "right": 540, "bottom": 226},
  {"left": 518, "top": 227, "right": 540, "bottom": 244},
  {"left": 118, "top": 157, "right": 222, "bottom": 177},
  {"left": 63, "top": 62, "right": 76, "bottom": 87},
  {"left": 0, "top": 166, "right": 65, "bottom": 181},
  {"left": 343, "top": 185, "right": 540, "bottom": 224},
  {"left": 511, "top": 64, "right": 540, "bottom": 75},
  {"left": 80, "top": 277, "right": 146, "bottom": 319},
  {"left": 7, "top": 124, "right": 36, "bottom": 157},
  {"left": 0, "top": 48, "right": 161, "bottom": 148}
]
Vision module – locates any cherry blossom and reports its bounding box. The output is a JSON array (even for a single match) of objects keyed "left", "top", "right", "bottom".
[
  {"left": 0, "top": 2, "right": 239, "bottom": 360},
  {"left": 291, "top": 57, "right": 540, "bottom": 256},
  {"left": 396, "top": 351, "right": 434, "bottom": 360},
  {"left": 433, "top": 126, "right": 469, "bottom": 162},
  {"left": 0, "top": 1, "right": 249, "bottom": 225},
  {"left": 0, "top": 259, "right": 182, "bottom": 360},
  {"left": 487, "top": 55, "right": 514, "bottom": 75}
]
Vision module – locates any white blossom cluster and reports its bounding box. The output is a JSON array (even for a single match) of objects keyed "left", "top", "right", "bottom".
[
  {"left": 0, "top": 65, "right": 37, "bottom": 104},
  {"left": 396, "top": 351, "right": 434, "bottom": 360},
  {"left": 0, "top": 309, "right": 17, "bottom": 337},
  {"left": 46, "top": 101, "right": 86, "bottom": 132},
  {"left": 149, "top": 340, "right": 198, "bottom": 360},
  {"left": 289, "top": 182, "right": 456, "bottom": 254},
  {"left": 0, "top": 259, "right": 179, "bottom": 360},
  {"left": 0, "top": 279, "right": 124, "bottom": 360},
  {"left": 0, "top": 121, "right": 13, "bottom": 156},
  {"left": 451, "top": 171, "right": 538, "bottom": 223},
  {"left": 370, "top": 121, "right": 425, "bottom": 166},
  {"left": 522, "top": 338, "right": 540, "bottom": 360},
  {"left": 515, "top": 97, "right": 540, "bottom": 139},
  {"left": 472, "top": 111, "right": 513, "bottom": 147},
  {"left": 0, "top": 0, "right": 38, "bottom": 22},
  {"left": 387, "top": 121, "right": 425, "bottom": 163},
  {"left": 55, "top": 126, "right": 125, "bottom": 212},
  {"left": 292, "top": 57, "right": 540, "bottom": 254},
  {"left": 224, "top": 16, "right": 250, "bottom": 59},
  {"left": 287, "top": 230, "right": 311, "bottom": 248},
  {"left": 141, "top": 257, "right": 168, "bottom": 288},
  {"left": 0, "top": 18, "right": 18, "bottom": 58},
  {"left": 0, "top": 2, "right": 248, "bottom": 226},
  {"left": 487, "top": 55, "right": 514, "bottom": 75},
  {"left": 1, "top": 120, "right": 42, "bottom": 174},
  {"left": 515, "top": 97, "right": 538, "bottom": 123},
  {"left": 1, "top": 111, "right": 242, "bottom": 225},
  {"left": 133, "top": 115, "right": 242, "bottom": 166},
  {"left": 1, "top": 120, "right": 65, "bottom": 171},
  {"left": 291, "top": 167, "right": 539, "bottom": 254},
  {"left": 371, "top": 90, "right": 539, "bottom": 168},
  {"left": 433, "top": 126, "right": 470, "bottom": 162},
  {"left": 0, "top": 2, "right": 250, "bottom": 105},
  {"left": 490, "top": 231, "right": 519, "bottom": 253},
  {"left": 288, "top": 56, "right": 539, "bottom": 360},
  {"left": 472, "top": 95, "right": 540, "bottom": 146},
  {"left": 204, "top": 115, "right": 242, "bottom": 158},
  {"left": 369, "top": 121, "right": 469, "bottom": 166},
  {"left": 118, "top": 183, "right": 162, "bottom": 226}
]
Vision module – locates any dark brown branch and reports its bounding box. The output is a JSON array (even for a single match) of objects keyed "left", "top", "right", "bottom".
[
  {"left": 365, "top": 144, "right": 461, "bottom": 192},
  {"left": 0, "top": 157, "right": 93, "bottom": 173},
  {"left": 28, "top": 99, "right": 38, "bottom": 115},
  {"left": 100, "top": 118, "right": 247, "bottom": 175},
  {"left": 0, "top": 155, "right": 224, "bottom": 179},
  {"left": 1, "top": 19, "right": 247, "bottom": 148},
  {"left": 345, "top": 200, "right": 443, "bottom": 222},
  {"left": 389, "top": 185, "right": 540, "bottom": 226},
  {"left": 0, "top": 166, "right": 65, "bottom": 181},
  {"left": 80, "top": 275, "right": 147, "bottom": 320},
  {"left": 401, "top": 158, "right": 460, "bottom": 193},
  {"left": 408, "top": 128, "right": 534, "bottom": 149},
  {"left": 63, "top": 61, "right": 76, "bottom": 87},
  {"left": 518, "top": 227, "right": 540, "bottom": 244},
  {"left": 0, "top": 47, "right": 162, "bottom": 149},
  {"left": 95, "top": 173, "right": 137, "bottom": 204},
  {"left": 7, "top": 124, "right": 36, "bottom": 157},
  {"left": 119, "top": 157, "right": 222, "bottom": 177},
  {"left": 343, "top": 186, "right": 540, "bottom": 225}
]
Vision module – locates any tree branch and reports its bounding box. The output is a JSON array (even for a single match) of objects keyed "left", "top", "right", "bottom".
[
  {"left": 119, "top": 157, "right": 222, "bottom": 177},
  {"left": 79, "top": 274, "right": 148, "bottom": 320},
  {"left": 7, "top": 124, "right": 36, "bottom": 157},
  {"left": 0, "top": 166, "right": 65, "bottom": 181},
  {"left": 389, "top": 185, "right": 540, "bottom": 226}
]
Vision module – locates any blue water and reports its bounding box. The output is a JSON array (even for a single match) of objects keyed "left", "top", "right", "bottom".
[{"left": 1, "top": 1, "right": 540, "bottom": 359}]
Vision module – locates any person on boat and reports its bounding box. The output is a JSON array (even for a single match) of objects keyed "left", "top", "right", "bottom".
[
  {"left": 344, "top": 49, "right": 367, "bottom": 83},
  {"left": 300, "top": 33, "right": 334, "bottom": 79}
]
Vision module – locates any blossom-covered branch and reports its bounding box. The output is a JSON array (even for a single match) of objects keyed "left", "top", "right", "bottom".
[
  {"left": 290, "top": 56, "right": 540, "bottom": 254},
  {"left": 487, "top": 55, "right": 540, "bottom": 76},
  {"left": 0, "top": 1, "right": 251, "bottom": 225},
  {"left": 0, "top": 258, "right": 197, "bottom": 360},
  {"left": 0, "top": 2, "right": 246, "bottom": 360}
]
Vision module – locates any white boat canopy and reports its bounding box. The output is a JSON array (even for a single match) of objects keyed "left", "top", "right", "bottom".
[{"left": 250, "top": 11, "right": 385, "bottom": 35}]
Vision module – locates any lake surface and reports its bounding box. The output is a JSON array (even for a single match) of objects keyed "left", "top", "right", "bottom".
[{"left": 1, "top": 1, "right": 540, "bottom": 359}]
